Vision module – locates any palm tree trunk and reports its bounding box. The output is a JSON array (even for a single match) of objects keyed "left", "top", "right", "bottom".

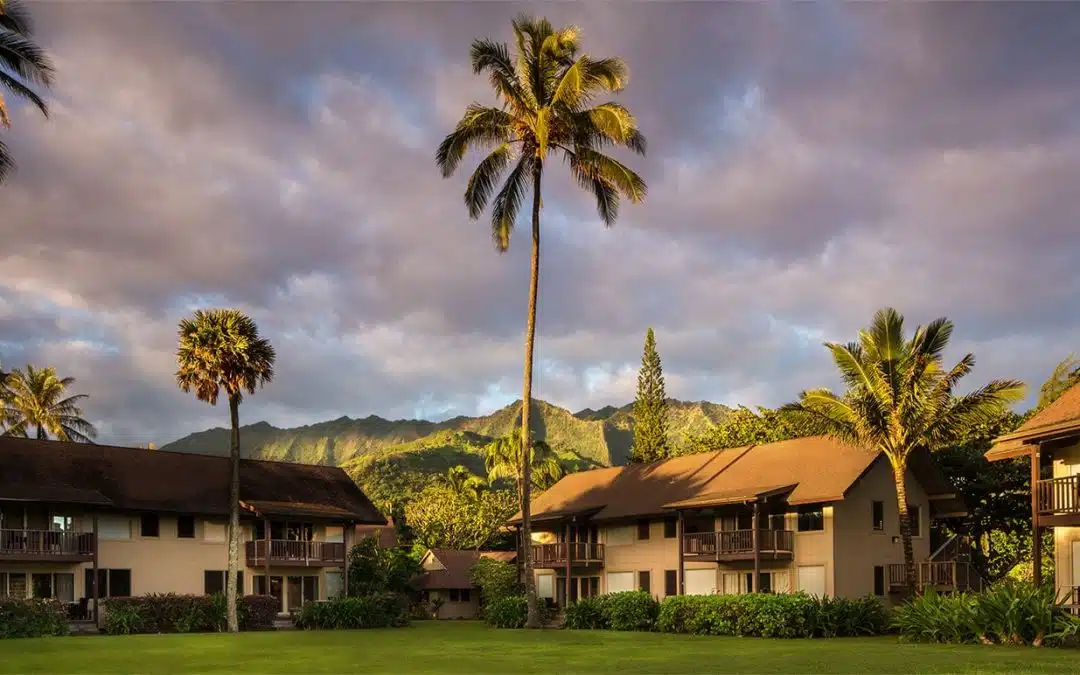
[
  {"left": 521, "top": 160, "right": 542, "bottom": 629},
  {"left": 892, "top": 459, "right": 918, "bottom": 597},
  {"left": 226, "top": 393, "right": 241, "bottom": 633},
  {"left": 36, "top": 425, "right": 45, "bottom": 440}
]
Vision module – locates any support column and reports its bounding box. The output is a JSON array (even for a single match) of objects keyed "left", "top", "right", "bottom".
[
  {"left": 1031, "top": 445, "right": 1042, "bottom": 586},
  {"left": 677, "top": 510, "right": 685, "bottom": 595},
  {"left": 92, "top": 512, "right": 100, "bottom": 626},
  {"left": 263, "top": 517, "right": 271, "bottom": 595},
  {"left": 564, "top": 521, "right": 572, "bottom": 607},
  {"left": 752, "top": 502, "right": 761, "bottom": 593},
  {"left": 342, "top": 521, "right": 351, "bottom": 599}
]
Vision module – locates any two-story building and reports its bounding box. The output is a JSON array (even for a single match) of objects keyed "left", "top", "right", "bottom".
[
  {"left": 511, "top": 435, "right": 972, "bottom": 607},
  {"left": 0, "top": 437, "right": 386, "bottom": 619},
  {"left": 986, "top": 382, "right": 1080, "bottom": 611}
]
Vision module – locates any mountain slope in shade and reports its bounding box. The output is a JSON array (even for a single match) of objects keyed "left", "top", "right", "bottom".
[{"left": 159, "top": 398, "right": 732, "bottom": 471}]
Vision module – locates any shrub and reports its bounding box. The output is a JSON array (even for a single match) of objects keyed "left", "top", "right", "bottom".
[
  {"left": 483, "top": 595, "right": 550, "bottom": 629},
  {"left": 564, "top": 597, "right": 606, "bottom": 630},
  {"left": 470, "top": 557, "right": 520, "bottom": 614},
  {"left": 656, "top": 595, "right": 707, "bottom": 634},
  {"left": 601, "top": 591, "right": 660, "bottom": 631},
  {"left": 347, "top": 537, "right": 423, "bottom": 597},
  {"left": 894, "top": 580, "right": 1080, "bottom": 647},
  {"left": 101, "top": 594, "right": 276, "bottom": 634},
  {"left": 293, "top": 594, "right": 410, "bottom": 630},
  {"left": 240, "top": 595, "right": 279, "bottom": 631},
  {"left": 0, "top": 598, "right": 69, "bottom": 639}
]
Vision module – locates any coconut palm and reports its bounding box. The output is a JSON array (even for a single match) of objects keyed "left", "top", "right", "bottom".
[
  {"left": 483, "top": 434, "right": 564, "bottom": 495},
  {"left": 1, "top": 364, "right": 96, "bottom": 441},
  {"left": 175, "top": 309, "right": 275, "bottom": 634},
  {"left": 0, "top": 0, "right": 54, "bottom": 183},
  {"left": 436, "top": 15, "right": 646, "bottom": 626},
  {"left": 442, "top": 465, "right": 488, "bottom": 500},
  {"left": 781, "top": 308, "right": 1025, "bottom": 596}
]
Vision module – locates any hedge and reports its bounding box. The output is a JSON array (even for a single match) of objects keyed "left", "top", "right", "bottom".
[
  {"left": 564, "top": 592, "right": 659, "bottom": 631},
  {"left": 101, "top": 594, "right": 278, "bottom": 634},
  {"left": 0, "top": 598, "right": 69, "bottom": 639},
  {"left": 484, "top": 595, "right": 551, "bottom": 628},
  {"left": 293, "top": 594, "right": 410, "bottom": 630}
]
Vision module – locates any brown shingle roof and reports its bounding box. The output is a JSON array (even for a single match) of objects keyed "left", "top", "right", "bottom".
[
  {"left": 987, "top": 382, "right": 1080, "bottom": 461},
  {"left": 0, "top": 437, "right": 385, "bottom": 524},
  {"left": 512, "top": 435, "right": 956, "bottom": 523}
]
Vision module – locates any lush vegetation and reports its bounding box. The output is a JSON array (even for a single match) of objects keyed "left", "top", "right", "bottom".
[
  {"left": 630, "top": 328, "right": 669, "bottom": 463},
  {"left": 345, "top": 537, "right": 422, "bottom": 597},
  {"left": 294, "top": 594, "right": 410, "bottom": 630},
  {"left": 99, "top": 594, "right": 277, "bottom": 635},
  {"left": 469, "top": 557, "right": 520, "bottom": 612},
  {"left": 782, "top": 308, "right": 1025, "bottom": 595},
  {"left": 565, "top": 591, "right": 660, "bottom": 631},
  {"left": 0, "top": 0, "right": 54, "bottom": 183},
  {"left": 483, "top": 595, "right": 551, "bottom": 629},
  {"left": 8, "top": 622, "right": 1079, "bottom": 674},
  {"left": 894, "top": 580, "right": 1080, "bottom": 647},
  {"left": 0, "top": 364, "right": 97, "bottom": 441},
  {"left": 0, "top": 597, "right": 68, "bottom": 639}
]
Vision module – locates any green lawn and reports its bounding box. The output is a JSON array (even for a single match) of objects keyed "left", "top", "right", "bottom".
[{"left": 0, "top": 621, "right": 1076, "bottom": 674}]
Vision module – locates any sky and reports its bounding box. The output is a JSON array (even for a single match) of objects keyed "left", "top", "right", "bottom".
[{"left": 2, "top": 1, "right": 1079, "bottom": 447}]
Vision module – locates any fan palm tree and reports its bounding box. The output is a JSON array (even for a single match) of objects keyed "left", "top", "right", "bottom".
[
  {"left": 781, "top": 308, "right": 1025, "bottom": 596},
  {"left": 1, "top": 364, "right": 96, "bottom": 441},
  {"left": 0, "top": 0, "right": 54, "bottom": 183},
  {"left": 436, "top": 15, "right": 646, "bottom": 626},
  {"left": 483, "top": 434, "right": 564, "bottom": 495},
  {"left": 175, "top": 309, "right": 275, "bottom": 634}
]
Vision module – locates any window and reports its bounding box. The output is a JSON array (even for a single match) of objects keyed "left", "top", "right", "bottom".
[
  {"left": 873, "top": 566, "right": 885, "bottom": 596},
  {"left": 767, "top": 513, "right": 786, "bottom": 531},
  {"left": 86, "top": 569, "right": 132, "bottom": 598},
  {"left": 636, "top": 519, "right": 651, "bottom": 540},
  {"left": 177, "top": 516, "right": 196, "bottom": 539},
  {"left": 325, "top": 571, "right": 345, "bottom": 599},
  {"left": 872, "top": 501, "right": 885, "bottom": 531},
  {"left": 605, "top": 525, "right": 634, "bottom": 546},
  {"left": 743, "top": 572, "right": 772, "bottom": 594},
  {"left": 907, "top": 505, "right": 921, "bottom": 537},
  {"left": 140, "top": 513, "right": 159, "bottom": 538},
  {"left": 204, "top": 570, "right": 244, "bottom": 596},
  {"left": 98, "top": 515, "right": 131, "bottom": 540},
  {"left": 664, "top": 570, "right": 677, "bottom": 596},
  {"left": 606, "top": 571, "right": 635, "bottom": 594},
  {"left": 2, "top": 572, "right": 27, "bottom": 599},
  {"left": 796, "top": 565, "right": 826, "bottom": 598},
  {"left": 203, "top": 521, "right": 226, "bottom": 542},
  {"left": 638, "top": 571, "right": 651, "bottom": 594},
  {"left": 449, "top": 588, "right": 471, "bottom": 603},
  {"left": 663, "top": 518, "right": 677, "bottom": 539},
  {"left": 736, "top": 511, "right": 752, "bottom": 530},
  {"left": 51, "top": 515, "right": 74, "bottom": 532},
  {"left": 797, "top": 506, "right": 824, "bottom": 532}
]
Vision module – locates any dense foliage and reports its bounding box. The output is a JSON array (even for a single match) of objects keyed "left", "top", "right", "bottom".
[
  {"left": 679, "top": 405, "right": 827, "bottom": 455},
  {"left": 564, "top": 591, "right": 660, "bottom": 631},
  {"left": 894, "top": 581, "right": 1080, "bottom": 647},
  {"left": 405, "top": 483, "right": 517, "bottom": 550},
  {"left": 1037, "top": 354, "right": 1080, "bottom": 409},
  {"left": 0, "top": 597, "right": 69, "bottom": 639},
  {"left": 630, "top": 328, "right": 670, "bottom": 463},
  {"left": 346, "top": 537, "right": 423, "bottom": 597},
  {"left": 470, "top": 558, "right": 521, "bottom": 611},
  {"left": 483, "top": 595, "right": 550, "bottom": 628},
  {"left": 100, "top": 594, "right": 277, "bottom": 635},
  {"left": 294, "top": 594, "right": 410, "bottom": 630},
  {"left": 655, "top": 593, "right": 890, "bottom": 638}
]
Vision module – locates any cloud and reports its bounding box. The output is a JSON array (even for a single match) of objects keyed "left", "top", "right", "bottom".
[{"left": 2, "top": 2, "right": 1078, "bottom": 445}]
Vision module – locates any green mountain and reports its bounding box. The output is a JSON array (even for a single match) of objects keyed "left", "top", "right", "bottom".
[{"left": 159, "top": 398, "right": 731, "bottom": 511}]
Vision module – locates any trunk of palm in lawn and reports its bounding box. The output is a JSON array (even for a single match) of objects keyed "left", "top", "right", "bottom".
[
  {"left": 521, "top": 161, "right": 542, "bottom": 628},
  {"left": 227, "top": 393, "right": 241, "bottom": 633},
  {"left": 892, "top": 459, "right": 918, "bottom": 598}
]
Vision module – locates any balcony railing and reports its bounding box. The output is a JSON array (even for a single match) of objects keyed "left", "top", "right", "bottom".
[
  {"left": 531, "top": 542, "right": 605, "bottom": 567},
  {"left": 1036, "top": 475, "right": 1080, "bottom": 516},
  {"left": 683, "top": 529, "right": 795, "bottom": 558},
  {"left": 0, "top": 529, "right": 94, "bottom": 560},
  {"left": 245, "top": 540, "right": 345, "bottom": 567},
  {"left": 887, "top": 561, "right": 983, "bottom": 593}
]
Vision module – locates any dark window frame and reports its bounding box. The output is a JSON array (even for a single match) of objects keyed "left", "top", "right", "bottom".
[
  {"left": 796, "top": 505, "right": 825, "bottom": 532},
  {"left": 873, "top": 566, "right": 885, "bottom": 596},
  {"left": 638, "top": 570, "right": 651, "bottom": 594},
  {"left": 139, "top": 513, "right": 159, "bottom": 538},
  {"left": 872, "top": 501, "right": 885, "bottom": 531},
  {"left": 907, "top": 504, "right": 921, "bottom": 538},
  {"left": 663, "top": 518, "right": 677, "bottom": 539},
  {"left": 636, "top": 519, "right": 651, "bottom": 540},
  {"left": 664, "top": 570, "right": 677, "bottom": 596},
  {"left": 177, "top": 515, "right": 196, "bottom": 539}
]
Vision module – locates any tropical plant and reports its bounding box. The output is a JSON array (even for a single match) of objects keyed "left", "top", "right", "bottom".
[
  {"left": 678, "top": 405, "right": 829, "bottom": 456},
  {"left": 469, "top": 557, "right": 520, "bottom": 613},
  {"left": 436, "top": 14, "right": 647, "bottom": 627},
  {"left": 344, "top": 536, "right": 422, "bottom": 597},
  {"left": 1038, "top": 354, "right": 1080, "bottom": 410},
  {"left": 405, "top": 483, "right": 517, "bottom": 550},
  {"left": 482, "top": 434, "right": 564, "bottom": 494},
  {"left": 630, "top": 327, "right": 669, "bottom": 463},
  {"left": 0, "top": 0, "right": 53, "bottom": 183},
  {"left": 442, "top": 464, "right": 488, "bottom": 499},
  {"left": 1, "top": 364, "right": 97, "bottom": 442},
  {"left": 175, "top": 309, "right": 275, "bottom": 633},
  {"left": 781, "top": 308, "right": 1025, "bottom": 596}
]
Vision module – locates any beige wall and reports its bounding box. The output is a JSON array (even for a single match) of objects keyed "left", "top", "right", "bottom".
[
  {"left": 426, "top": 589, "right": 479, "bottom": 619},
  {"left": 832, "top": 459, "right": 932, "bottom": 605},
  {"left": 1052, "top": 442, "right": 1080, "bottom": 600},
  {"left": 601, "top": 519, "right": 714, "bottom": 598}
]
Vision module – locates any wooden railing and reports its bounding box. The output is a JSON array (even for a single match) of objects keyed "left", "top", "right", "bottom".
[
  {"left": 1036, "top": 475, "right": 1080, "bottom": 516},
  {"left": 0, "top": 529, "right": 94, "bottom": 558},
  {"left": 531, "top": 542, "right": 605, "bottom": 566},
  {"left": 682, "top": 530, "right": 795, "bottom": 557},
  {"left": 245, "top": 540, "right": 345, "bottom": 566},
  {"left": 887, "top": 562, "right": 982, "bottom": 592}
]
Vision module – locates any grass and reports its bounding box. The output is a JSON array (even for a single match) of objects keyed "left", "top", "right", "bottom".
[{"left": 1, "top": 621, "right": 1076, "bottom": 674}]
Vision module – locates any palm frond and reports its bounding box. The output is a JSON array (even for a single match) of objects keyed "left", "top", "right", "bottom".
[
  {"left": 435, "top": 104, "right": 513, "bottom": 178},
  {"left": 464, "top": 144, "right": 514, "bottom": 219},
  {"left": 489, "top": 153, "right": 532, "bottom": 251},
  {"left": 0, "top": 30, "right": 54, "bottom": 87}
]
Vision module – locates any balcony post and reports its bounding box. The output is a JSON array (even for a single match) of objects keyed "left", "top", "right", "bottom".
[
  {"left": 752, "top": 502, "right": 760, "bottom": 593},
  {"left": 1031, "top": 445, "right": 1042, "bottom": 586},
  {"left": 564, "top": 521, "right": 572, "bottom": 607},
  {"left": 263, "top": 517, "right": 270, "bottom": 590},
  {"left": 342, "top": 521, "right": 351, "bottom": 599},
  {"left": 92, "top": 512, "right": 100, "bottom": 626},
  {"left": 677, "top": 510, "right": 685, "bottom": 595}
]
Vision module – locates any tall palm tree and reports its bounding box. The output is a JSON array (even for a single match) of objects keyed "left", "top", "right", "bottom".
[
  {"left": 436, "top": 15, "right": 646, "bottom": 626},
  {"left": 0, "top": 0, "right": 54, "bottom": 183},
  {"left": 442, "top": 464, "right": 488, "bottom": 500},
  {"left": 781, "top": 308, "right": 1024, "bottom": 596},
  {"left": 483, "top": 434, "right": 564, "bottom": 495},
  {"left": 1, "top": 364, "right": 96, "bottom": 441},
  {"left": 175, "top": 309, "right": 275, "bottom": 634}
]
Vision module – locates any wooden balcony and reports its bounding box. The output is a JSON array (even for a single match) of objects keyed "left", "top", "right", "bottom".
[
  {"left": 531, "top": 542, "right": 605, "bottom": 568},
  {"left": 0, "top": 529, "right": 94, "bottom": 562},
  {"left": 1036, "top": 475, "right": 1080, "bottom": 522},
  {"left": 887, "top": 561, "right": 983, "bottom": 594},
  {"left": 683, "top": 529, "right": 794, "bottom": 562},
  {"left": 245, "top": 540, "right": 345, "bottom": 567}
]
